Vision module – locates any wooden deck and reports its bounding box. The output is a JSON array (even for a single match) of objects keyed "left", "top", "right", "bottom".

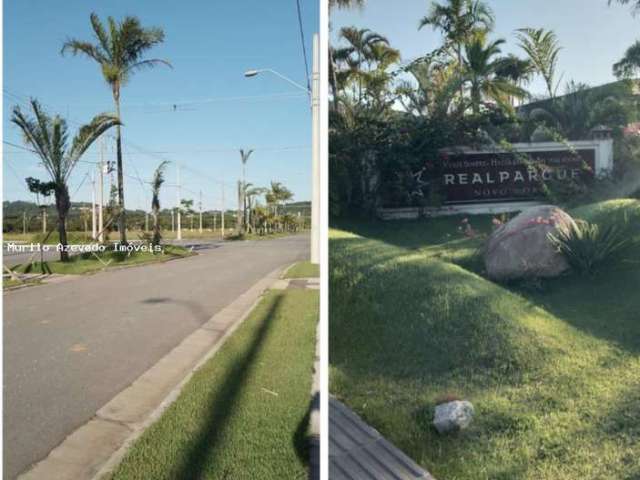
[{"left": 329, "top": 397, "right": 435, "bottom": 479}]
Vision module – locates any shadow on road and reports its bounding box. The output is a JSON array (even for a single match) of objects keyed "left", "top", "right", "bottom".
[{"left": 141, "top": 297, "right": 210, "bottom": 323}]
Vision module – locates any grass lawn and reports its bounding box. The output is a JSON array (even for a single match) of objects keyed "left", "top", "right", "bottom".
[
  {"left": 110, "top": 288, "right": 318, "bottom": 480},
  {"left": 284, "top": 261, "right": 319, "bottom": 279},
  {"left": 330, "top": 199, "right": 640, "bottom": 480},
  {"left": 13, "top": 245, "right": 193, "bottom": 276},
  {"left": 2, "top": 277, "right": 42, "bottom": 289},
  {"left": 2, "top": 230, "right": 226, "bottom": 244}
]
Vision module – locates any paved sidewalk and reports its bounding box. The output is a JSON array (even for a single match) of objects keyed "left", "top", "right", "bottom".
[{"left": 330, "top": 398, "right": 435, "bottom": 480}]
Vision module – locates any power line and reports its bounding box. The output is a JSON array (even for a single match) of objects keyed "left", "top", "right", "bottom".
[{"left": 295, "top": 0, "right": 312, "bottom": 95}]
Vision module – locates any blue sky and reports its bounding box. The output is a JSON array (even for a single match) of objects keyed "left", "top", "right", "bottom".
[
  {"left": 3, "top": 0, "right": 318, "bottom": 210},
  {"left": 332, "top": 0, "right": 639, "bottom": 97}
]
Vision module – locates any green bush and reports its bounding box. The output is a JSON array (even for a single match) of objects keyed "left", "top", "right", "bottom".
[{"left": 549, "top": 219, "right": 637, "bottom": 274}]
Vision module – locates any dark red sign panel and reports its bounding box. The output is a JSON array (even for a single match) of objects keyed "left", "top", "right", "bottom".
[{"left": 440, "top": 148, "right": 596, "bottom": 204}]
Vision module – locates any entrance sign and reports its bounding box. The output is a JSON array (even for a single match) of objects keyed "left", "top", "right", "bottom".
[
  {"left": 377, "top": 140, "right": 613, "bottom": 219},
  {"left": 441, "top": 145, "right": 598, "bottom": 204}
]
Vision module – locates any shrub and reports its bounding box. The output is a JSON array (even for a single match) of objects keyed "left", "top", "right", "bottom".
[{"left": 549, "top": 219, "right": 637, "bottom": 274}]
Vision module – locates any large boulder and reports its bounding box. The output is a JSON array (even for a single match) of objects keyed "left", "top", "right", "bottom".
[
  {"left": 433, "top": 400, "right": 474, "bottom": 434},
  {"left": 485, "top": 205, "right": 576, "bottom": 280}
]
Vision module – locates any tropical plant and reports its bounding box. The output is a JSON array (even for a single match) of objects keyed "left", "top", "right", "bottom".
[
  {"left": 549, "top": 219, "right": 638, "bottom": 274},
  {"left": 609, "top": 0, "right": 640, "bottom": 15},
  {"left": 461, "top": 35, "right": 528, "bottom": 114},
  {"left": 150, "top": 161, "right": 169, "bottom": 247},
  {"left": 419, "top": 0, "right": 495, "bottom": 66},
  {"left": 523, "top": 80, "right": 633, "bottom": 140},
  {"left": 11, "top": 99, "right": 120, "bottom": 261},
  {"left": 239, "top": 148, "right": 253, "bottom": 232},
  {"left": 61, "top": 13, "right": 171, "bottom": 245},
  {"left": 515, "top": 28, "right": 562, "bottom": 98},
  {"left": 334, "top": 27, "right": 391, "bottom": 100},
  {"left": 329, "top": 0, "right": 365, "bottom": 8},
  {"left": 266, "top": 181, "right": 294, "bottom": 216},
  {"left": 614, "top": 40, "right": 640, "bottom": 78}
]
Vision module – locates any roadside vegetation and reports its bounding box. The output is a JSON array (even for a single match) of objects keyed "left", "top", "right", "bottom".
[
  {"left": 284, "top": 261, "right": 320, "bottom": 279},
  {"left": 12, "top": 244, "right": 192, "bottom": 276},
  {"left": 110, "top": 288, "right": 318, "bottom": 480},
  {"left": 329, "top": 199, "right": 640, "bottom": 479}
]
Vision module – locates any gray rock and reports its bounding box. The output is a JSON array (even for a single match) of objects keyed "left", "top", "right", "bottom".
[
  {"left": 484, "top": 205, "right": 576, "bottom": 281},
  {"left": 433, "top": 400, "right": 474, "bottom": 434}
]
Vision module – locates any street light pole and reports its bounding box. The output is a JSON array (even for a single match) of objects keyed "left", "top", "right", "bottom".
[
  {"left": 310, "top": 33, "right": 320, "bottom": 264},
  {"left": 176, "top": 163, "right": 182, "bottom": 241},
  {"left": 243, "top": 39, "right": 321, "bottom": 263}
]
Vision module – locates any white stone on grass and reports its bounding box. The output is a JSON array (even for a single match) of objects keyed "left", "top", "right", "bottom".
[{"left": 433, "top": 400, "right": 474, "bottom": 434}]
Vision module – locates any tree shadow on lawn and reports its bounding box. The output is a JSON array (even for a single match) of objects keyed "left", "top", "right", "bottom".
[
  {"left": 331, "top": 215, "right": 493, "bottom": 251},
  {"left": 170, "top": 295, "right": 283, "bottom": 479},
  {"left": 508, "top": 262, "right": 640, "bottom": 355},
  {"left": 330, "top": 236, "right": 553, "bottom": 386}
]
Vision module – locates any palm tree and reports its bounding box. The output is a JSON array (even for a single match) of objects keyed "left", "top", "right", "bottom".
[
  {"left": 515, "top": 28, "right": 562, "bottom": 98},
  {"left": 462, "top": 36, "right": 528, "bottom": 114},
  {"left": 239, "top": 149, "right": 253, "bottom": 232},
  {"left": 11, "top": 99, "right": 120, "bottom": 261},
  {"left": 614, "top": 40, "right": 640, "bottom": 78},
  {"left": 419, "top": 0, "right": 494, "bottom": 65},
  {"left": 150, "top": 161, "right": 169, "bottom": 247},
  {"left": 266, "top": 181, "right": 293, "bottom": 216},
  {"left": 329, "top": 0, "right": 365, "bottom": 8},
  {"left": 61, "top": 13, "right": 171, "bottom": 245},
  {"left": 609, "top": 0, "right": 640, "bottom": 15},
  {"left": 334, "top": 27, "right": 390, "bottom": 100}
]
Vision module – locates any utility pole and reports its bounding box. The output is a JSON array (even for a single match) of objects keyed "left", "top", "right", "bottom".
[
  {"left": 42, "top": 208, "right": 47, "bottom": 234},
  {"left": 199, "top": 190, "right": 203, "bottom": 234},
  {"left": 145, "top": 212, "right": 149, "bottom": 232},
  {"left": 171, "top": 209, "right": 175, "bottom": 232},
  {"left": 91, "top": 170, "right": 97, "bottom": 240},
  {"left": 176, "top": 163, "right": 182, "bottom": 241},
  {"left": 23, "top": 211, "right": 27, "bottom": 235},
  {"left": 213, "top": 212, "right": 216, "bottom": 232},
  {"left": 98, "top": 139, "right": 105, "bottom": 243},
  {"left": 221, "top": 182, "right": 225, "bottom": 238},
  {"left": 311, "top": 32, "right": 320, "bottom": 264}
]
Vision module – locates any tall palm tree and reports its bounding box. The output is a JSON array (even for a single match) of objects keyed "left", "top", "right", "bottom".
[
  {"left": 266, "top": 181, "right": 293, "bottom": 216},
  {"left": 150, "top": 160, "right": 169, "bottom": 247},
  {"left": 614, "top": 40, "right": 640, "bottom": 78},
  {"left": 419, "top": 0, "right": 494, "bottom": 65},
  {"left": 334, "top": 27, "right": 390, "bottom": 100},
  {"left": 329, "top": 0, "right": 365, "bottom": 8},
  {"left": 11, "top": 99, "right": 120, "bottom": 261},
  {"left": 609, "top": 0, "right": 640, "bottom": 15},
  {"left": 462, "top": 36, "right": 528, "bottom": 114},
  {"left": 61, "top": 13, "right": 171, "bottom": 245},
  {"left": 515, "top": 28, "right": 562, "bottom": 98},
  {"left": 239, "top": 148, "right": 253, "bottom": 232}
]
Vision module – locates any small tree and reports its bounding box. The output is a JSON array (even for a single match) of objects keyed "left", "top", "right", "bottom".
[
  {"left": 11, "top": 99, "right": 120, "bottom": 261},
  {"left": 151, "top": 161, "right": 169, "bottom": 247}
]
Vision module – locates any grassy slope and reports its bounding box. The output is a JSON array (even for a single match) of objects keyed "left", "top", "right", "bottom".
[
  {"left": 330, "top": 200, "right": 640, "bottom": 480},
  {"left": 15, "top": 245, "right": 192, "bottom": 275},
  {"left": 111, "top": 289, "right": 318, "bottom": 480},
  {"left": 284, "top": 261, "right": 320, "bottom": 279}
]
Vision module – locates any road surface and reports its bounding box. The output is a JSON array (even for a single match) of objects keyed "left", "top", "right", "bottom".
[{"left": 3, "top": 235, "right": 309, "bottom": 479}]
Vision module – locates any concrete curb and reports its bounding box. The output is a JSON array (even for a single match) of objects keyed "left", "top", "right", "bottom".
[{"left": 17, "top": 265, "right": 286, "bottom": 480}]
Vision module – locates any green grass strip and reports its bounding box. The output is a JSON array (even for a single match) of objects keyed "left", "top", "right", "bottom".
[
  {"left": 111, "top": 288, "right": 318, "bottom": 480},
  {"left": 284, "top": 261, "right": 319, "bottom": 279}
]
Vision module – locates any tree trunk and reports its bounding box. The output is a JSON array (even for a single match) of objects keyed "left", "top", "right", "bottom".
[
  {"left": 55, "top": 186, "right": 70, "bottom": 262},
  {"left": 113, "top": 88, "right": 127, "bottom": 245}
]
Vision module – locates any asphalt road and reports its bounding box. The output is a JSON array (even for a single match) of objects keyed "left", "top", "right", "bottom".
[{"left": 3, "top": 235, "right": 309, "bottom": 479}]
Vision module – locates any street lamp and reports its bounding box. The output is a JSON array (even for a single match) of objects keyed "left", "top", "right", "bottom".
[
  {"left": 243, "top": 68, "right": 310, "bottom": 96},
  {"left": 244, "top": 33, "right": 320, "bottom": 264}
]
